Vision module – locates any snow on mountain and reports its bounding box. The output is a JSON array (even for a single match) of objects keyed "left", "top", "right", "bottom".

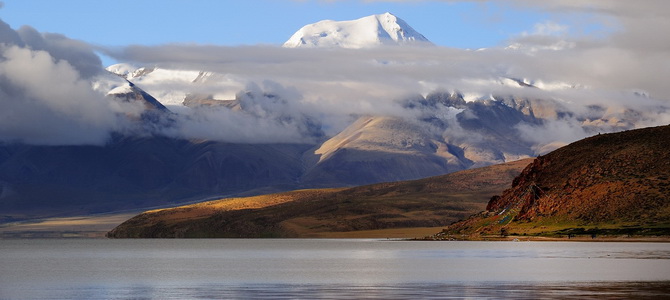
[
  {"left": 91, "top": 70, "right": 170, "bottom": 118},
  {"left": 106, "top": 64, "right": 241, "bottom": 106},
  {"left": 105, "top": 63, "right": 138, "bottom": 79},
  {"left": 105, "top": 64, "right": 199, "bottom": 106},
  {"left": 283, "top": 12, "right": 432, "bottom": 48},
  {"left": 457, "top": 77, "right": 581, "bottom": 102},
  {"left": 91, "top": 69, "right": 132, "bottom": 95}
]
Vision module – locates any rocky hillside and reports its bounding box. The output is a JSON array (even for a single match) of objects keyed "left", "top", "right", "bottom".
[
  {"left": 107, "top": 159, "right": 531, "bottom": 238},
  {"left": 439, "top": 125, "right": 670, "bottom": 238}
]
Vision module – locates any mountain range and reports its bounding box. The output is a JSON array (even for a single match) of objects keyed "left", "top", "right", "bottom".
[
  {"left": 106, "top": 124, "right": 670, "bottom": 239},
  {"left": 1, "top": 13, "right": 668, "bottom": 226}
]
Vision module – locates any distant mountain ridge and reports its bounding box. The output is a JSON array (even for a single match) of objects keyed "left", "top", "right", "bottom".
[
  {"left": 283, "top": 13, "right": 432, "bottom": 48},
  {"left": 0, "top": 137, "right": 311, "bottom": 222},
  {"left": 0, "top": 86, "right": 656, "bottom": 222}
]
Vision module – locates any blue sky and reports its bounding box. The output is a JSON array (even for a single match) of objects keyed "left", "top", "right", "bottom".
[{"left": 1, "top": 0, "right": 561, "bottom": 49}]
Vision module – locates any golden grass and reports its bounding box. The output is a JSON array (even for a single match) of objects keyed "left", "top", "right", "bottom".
[{"left": 144, "top": 188, "right": 346, "bottom": 225}]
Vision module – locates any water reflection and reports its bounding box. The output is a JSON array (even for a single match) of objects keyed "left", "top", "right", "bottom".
[
  {"left": 1, "top": 239, "right": 669, "bottom": 299},
  {"left": 42, "top": 282, "right": 670, "bottom": 299}
]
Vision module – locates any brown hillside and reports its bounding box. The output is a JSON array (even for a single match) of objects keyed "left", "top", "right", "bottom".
[
  {"left": 440, "top": 125, "right": 670, "bottom": 238},
  {"left": 107, "top": 158, "right": 531, "bottom": 238}
]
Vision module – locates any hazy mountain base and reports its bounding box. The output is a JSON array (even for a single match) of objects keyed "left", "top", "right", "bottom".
[
  {"left": 0, "top": 137, "right": 311, "bottom": 222},
  {"left": 432, "top": 125, "right": 670, "bottom": 240},
  {"left": 107, "top": 159, "right": 532, "bottom": 238}
]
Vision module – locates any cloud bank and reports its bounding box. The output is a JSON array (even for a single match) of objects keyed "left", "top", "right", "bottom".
[
  {"left": 0, "top": 19, "right": 136, "bottom": 145},
  {"left": 104, "top": 36, "right": 670, "bottom": 145},
  {"left": 2, "top": 0, "right": 669, "bottom": 149}
]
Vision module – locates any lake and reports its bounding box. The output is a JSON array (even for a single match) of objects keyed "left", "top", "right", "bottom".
[{"left": 1, "top": 239, "right": 669, "bottom": 299}]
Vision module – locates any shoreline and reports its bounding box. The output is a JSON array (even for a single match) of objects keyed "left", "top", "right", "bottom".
[
  {"left": 2, "top": 218, "right": 669, "bottom": 242},
  {"left": 418, "top": 235, "right": 670, "bottom": 243}
]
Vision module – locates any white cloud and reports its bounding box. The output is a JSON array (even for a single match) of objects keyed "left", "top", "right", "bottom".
[
  {"left": 0, "top": 45, "right": 123, "bottom": 145},
  {"left": 0, "top": 20, "right": 143, "bottom": 146},
  {"left": 525, "top": 21, "right": 569, "bottom": 36},
  {"left": 101, "top": 41, "right": 670, "bottom": 151},
  {"left": 3, "top": 0, "right": 670, "bottom": 149}
]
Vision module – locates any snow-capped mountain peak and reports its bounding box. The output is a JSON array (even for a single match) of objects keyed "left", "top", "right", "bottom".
[{"left": 283, "top": 12, "right": 432, "bottom": 48}]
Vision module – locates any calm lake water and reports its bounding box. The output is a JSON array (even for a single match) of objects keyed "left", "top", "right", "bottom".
[{"left": 1, "top": 239, "right": 669, "bottom": 299}]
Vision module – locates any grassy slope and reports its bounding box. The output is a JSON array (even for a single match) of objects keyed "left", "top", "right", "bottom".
[{"left": 107, "top": 158, "right": 532, "bottom": 238}]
